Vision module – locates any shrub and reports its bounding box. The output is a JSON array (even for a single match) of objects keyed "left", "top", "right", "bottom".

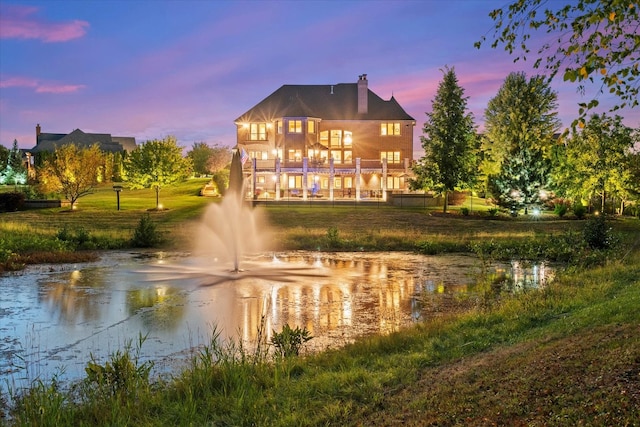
[
  {"left": 460, "top": 207, "right": 470, "bottom": 216},
  {"left": 573, "top": 204, "right": 587, "bottom": 219},
  {"left": 0, "top": 192, "right": 25, "bottom": 211},
  {"left": 326, "top": 226, "right": 340, "bottom": 247},
  {"left": 131, "top": 214, "right": 163, "bottom": 248},
  {"left": 583, "top": 215, "right": 614, "bottom": 249},
  {"left": 487, "top": 208, "right": 499, "bottom": 217},
  {"left": 554, "top": 203, "right": 568, "bottom": 217},
  {"left": 271, "top": 324, "right": 313, "bottom": 358}
]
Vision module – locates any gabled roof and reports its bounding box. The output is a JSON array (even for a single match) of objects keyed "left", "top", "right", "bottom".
[
  {"left": 31, "top": 129, "right": 135, "bottom": 153},
  {"left": 235, "top": 83, "right": 414, "bottom": 123}
]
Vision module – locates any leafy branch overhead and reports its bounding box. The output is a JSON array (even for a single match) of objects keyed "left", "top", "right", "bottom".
[{"left": 476, "top": 0, "right": 640, "bottom": 127}]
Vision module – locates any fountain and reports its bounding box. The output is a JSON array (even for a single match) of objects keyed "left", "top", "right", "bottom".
[{"left": 145, "top": 148, "right": 327, "bottom": 286}]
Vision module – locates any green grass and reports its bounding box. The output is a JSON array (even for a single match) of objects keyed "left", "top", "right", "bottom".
[
  {"left": 2, "top": 181, "right": 640, "bottom": 425},
  {"left": 5, "top": 249, "right": 639, "bottom": 426}
]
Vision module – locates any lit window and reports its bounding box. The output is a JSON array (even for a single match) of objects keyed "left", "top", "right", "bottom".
[
  {"left": 288, "top": 149, "right": 302, "bottom": 161},
  {"left": 320, "top": 131, "right": 328, "bottom": 146},
  {"left": 330, "top": 130, "right": 342, "bottom": 147},
  {"left": 330, "top": 150, "right": 342, "bottom": 163},
  {"left": 381, "top": 123, "right": 400, "bottom": 136},
  {"left": 308, "top": 120, "right": 315, "bottom": 134},
  {"left": 334, "top": 177, "right": 342, "bottom": 189},
  {"left": 250, "top": 123, "right": 267, "bottom": 140},
  {"left": 344, "top": 177, "right": 352, "bottom": 188},
  {"left": 343, "top": 131, "right": 352, "bottom": 146},
  {"left": 344, "top": 150, "right": 353, "bottom": 163},
  {"left": 288, "top": 120, "right": 302, "bottom": 133},
  {"left": 381, "top": 151, "right": 401, "bottom": 164}
]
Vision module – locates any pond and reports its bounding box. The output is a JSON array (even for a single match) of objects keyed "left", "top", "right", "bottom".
[{"left": 0, "top": 250, "right": 552, "bottom": 390}]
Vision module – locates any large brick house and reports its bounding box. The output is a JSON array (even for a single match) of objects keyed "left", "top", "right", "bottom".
[{"left": 235, "top": 74, "right": 415, "bottom": 201}]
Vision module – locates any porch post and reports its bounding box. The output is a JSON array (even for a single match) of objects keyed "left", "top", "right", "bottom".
[
  {"left": 302, "top": 157, "right": 308, "bottom": 201},
  {"left": 382, "top": 157, "right": 388, "bottom": 202},
  {"left": 355, "top": 157, "right": 361, "bottom": 201},
  {"left": 252, "top": 158, "right": 257, "bottom": 199},
  {"left": 329, "top": 158, "right": 335, "bottom": 201},
  {"left": 275, "top": 157, "right": 281, "bottom": 201}
]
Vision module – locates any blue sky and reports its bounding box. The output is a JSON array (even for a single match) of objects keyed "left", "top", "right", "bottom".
[{"left": 1, "top": 0, "right": 638, "bottom": 153}]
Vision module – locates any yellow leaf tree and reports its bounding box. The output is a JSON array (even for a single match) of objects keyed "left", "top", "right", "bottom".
[{"left": 38, "top": 144, "right": 105, "bottom": 210}]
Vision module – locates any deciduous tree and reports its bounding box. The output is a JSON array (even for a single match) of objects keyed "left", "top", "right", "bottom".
[
  {"left": 125, "top": 136, "right": 192, "bottom": 209},
  {"left": 38, "top": 143, "right": 104, "bottom": 210},
  {"left": 476, "top": 0, "right": 640, "bottom": 127},
  {"left": 551, "top": 114, "right": 638, "bottom": 213},
  {"left": 411, "top": 67, "right": 478, "bottom": 212}
]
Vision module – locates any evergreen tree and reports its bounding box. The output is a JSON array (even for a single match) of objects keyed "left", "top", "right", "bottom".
[
  {"left": 411, "top": 67, "right": 477, "bottom": 212},
  {"left": 483, "top": 72, "right": 560, "bottom": 211}
]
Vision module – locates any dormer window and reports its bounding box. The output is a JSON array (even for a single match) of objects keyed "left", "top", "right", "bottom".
[{"left": 249, "top": 123, "right": 267, "bottom": 141}]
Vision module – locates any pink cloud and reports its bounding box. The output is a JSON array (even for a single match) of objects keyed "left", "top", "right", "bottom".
[
  {"left": 0, "top": 75, "right": 85, "bottom": 93},
  {"left": 35, "top": 84, "right": 85, "bottom": 94},
  {"left": 0, "top": 4, "right": 88, "bottom": 42}
]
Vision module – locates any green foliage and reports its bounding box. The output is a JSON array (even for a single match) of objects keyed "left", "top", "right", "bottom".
[
  {"left": 553, "top": 202, "right": 568, "bottom": 217},
  {"left": 84, "top": 334, "right": 153, "bottom": 400},
  {"left": 573, "top": 203, "right": 587, "bottom": 219},
  {"left": 125, "top": 136, "right": 193, "bottom": 209},
  {"left": 212, "top": 169, "right": 230, "bottom": 196},
  {"left": 483, "top": 72, "right": 559, "bottom": 208},
  {"left": 187, "top": 142, "right": 231, "bottom": 176},
  {"left": 271, "top": 324, "right": 313, "bottom": 358},
  {"left": 461, "top": 207, "right": 470, "bottom": 216},
  {"left": 130, "top": 214, "right": 163, "bottom": 248},
  {"left": 411, "top": 66, "right": 478, "bottom": 212},
  {"left": 583, "top": 215, "right": 615, "bottom": 250},
  {"left": 551, "top": 114, "right": 638, "bottom": 213},
  {"left": 326, "top": 226, "right": 341, "bottom": 247},
  {"left": 476, "top": 0, "right": 640, "bottom": 125}
]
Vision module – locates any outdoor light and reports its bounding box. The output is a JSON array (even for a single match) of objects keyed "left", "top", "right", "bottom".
[
  {"left": 532, "top": 207, "right": 541, "bottom": 216},
  {"left": 113, "top": 185, "right": 123, "bottom": 210}
]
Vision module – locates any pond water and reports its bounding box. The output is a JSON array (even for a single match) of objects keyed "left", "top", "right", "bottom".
[{"left": 0, "top": 251, "right": 552, "bottom": 390}]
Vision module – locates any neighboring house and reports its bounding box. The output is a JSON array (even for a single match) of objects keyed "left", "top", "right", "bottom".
[
  {"left": 235, "top": 74, "right": 415, "bottom": 201},
  {"left": 30, "top": 124, "right": 137, "bottom": 154}
]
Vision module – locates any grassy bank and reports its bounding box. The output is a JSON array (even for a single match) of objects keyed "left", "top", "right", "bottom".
[
  {"left": 2, "top": 183, "right": 639, "bottom": 425},
  {"left": 4, "top": 245, "right": 639, "bottom": 425}
]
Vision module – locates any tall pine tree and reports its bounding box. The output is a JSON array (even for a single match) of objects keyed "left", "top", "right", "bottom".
[
  {"left": 411, "top": 67, "right": 477, "bottom": 212},
  {"left": 483, "top": 72, "right": 560, "bottom": 212}
]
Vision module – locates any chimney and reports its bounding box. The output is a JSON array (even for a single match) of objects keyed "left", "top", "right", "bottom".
[
  {"left": 36, "top": 123, "right": 41, "bottom": 145},
  {"left": 357, "top": 74, "right": 368, "bottom": 114}
]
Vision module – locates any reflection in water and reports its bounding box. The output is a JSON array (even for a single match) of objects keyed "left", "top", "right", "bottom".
[{"left": 0, "top": 251, "right": 552, "bottom": 388}]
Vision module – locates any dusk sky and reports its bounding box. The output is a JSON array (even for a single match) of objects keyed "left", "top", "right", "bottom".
[{"left": 1, "top": 0, "right": 638, "bottom": 154}]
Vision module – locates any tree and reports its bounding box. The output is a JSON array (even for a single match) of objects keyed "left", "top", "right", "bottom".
[
  {"left": 38, "top": 143, "right": 105, "bottom": 210},
  {"left": 476, "top": 0, "right": 640, "bottom": 127},
  {"left": 1, "top": 140, "right": 28, "bottom": 185},
  {"left": 187, "top": 142, "right": 231, "bottom": 176},
  {"left": 483, "top": 72, "right": 560, "bottom": 211},
  {"left": 0, "top": 144, "right": 9, "bottom": 182},
  {"left": 551, "top": 113, "right": 638, "bottom": 213},
  {"left": 125, "top": 136, "right": 192, "bottom": 209},
  {"left": 410, "top": 67, "right": 478, "bottom": 212}
]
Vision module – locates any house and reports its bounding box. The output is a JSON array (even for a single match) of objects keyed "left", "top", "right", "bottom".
[
  {"left": 30, "top": 124, "right": 137, "bottom": 154},
  {"left": 234, "top": 74, "right": 415, "bottom": 201}
]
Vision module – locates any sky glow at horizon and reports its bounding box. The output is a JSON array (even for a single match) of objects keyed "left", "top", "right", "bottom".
[{"left": 1, "top": 0, "right": 638, "bottom": 154}]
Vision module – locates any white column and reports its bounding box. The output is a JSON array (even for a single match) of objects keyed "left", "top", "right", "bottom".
[
  {"left": 382, "top": 157, "right": 388, "bottom": 202},
  {"left": 302, "top": 157, "right": 308, "bottom": 200},
  {"left": 329, "top": 157, "right": 335, "bottom": 201},
  {"left": 275, "top": 157, "right": 281, "bottom": 201},
  {"left": 355, "top": 157, "right": 361, "bottom": 201}
]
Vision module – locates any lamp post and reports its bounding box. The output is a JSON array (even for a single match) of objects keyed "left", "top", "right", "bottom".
[{"left": 113, "top": 185, "right": 123, "bottom": 210}]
